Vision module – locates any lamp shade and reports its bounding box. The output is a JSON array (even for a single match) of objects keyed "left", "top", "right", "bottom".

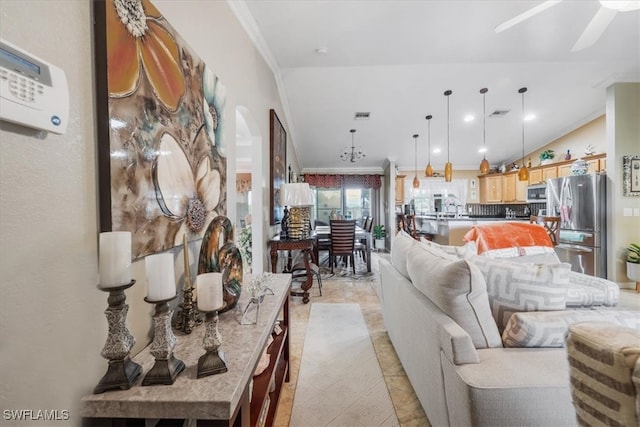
[{"left": 280, "top": 183, "right": 314, "bottom": 206}]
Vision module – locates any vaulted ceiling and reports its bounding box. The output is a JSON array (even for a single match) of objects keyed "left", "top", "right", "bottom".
[{"left": 232, "top": 0, "right": 640, "bottom": 173}]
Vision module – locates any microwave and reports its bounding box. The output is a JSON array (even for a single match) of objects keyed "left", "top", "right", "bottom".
[{"left": 526, "top": 184, "right": 547, "bottom": 203}]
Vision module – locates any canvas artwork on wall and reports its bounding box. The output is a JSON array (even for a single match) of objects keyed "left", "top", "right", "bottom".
[{"left": 94, "top": 0, "right": 227, "bottom": 258}]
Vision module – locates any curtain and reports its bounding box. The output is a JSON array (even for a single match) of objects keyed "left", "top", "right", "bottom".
[{"left": 304, "top": 174, "right": 382, "bottom": 190}]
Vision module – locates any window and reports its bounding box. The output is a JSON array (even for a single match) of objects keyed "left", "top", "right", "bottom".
[{"left": 314, "top": 187, "right": 372, "bottom": 223}]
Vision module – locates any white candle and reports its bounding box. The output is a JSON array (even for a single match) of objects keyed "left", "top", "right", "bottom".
[
  {"left": 197, "top": 273, "right": 224, "bottom": 311},
  {"left": 99, "top": 231, "right": 132, "bottom": 288},
  {"left": 145, "top": 253, "right": 176, "bottom": 301}
]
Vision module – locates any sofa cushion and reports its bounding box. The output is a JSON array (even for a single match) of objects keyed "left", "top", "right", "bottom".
[
  {"left": 565, "top": 322, "right": 640, "bottom": 427},
  {"left": 503, "top": 309, "right": 640, "bottom": 347},
  {"left": 407, "top": 243, "right": 502, "bottom": 349},
  {"left": 390, "top": 230, "right": 414, "bottom": 279},
  {"left": 419, "top": 238, "right": 477, "bottom": 259},
  {"left": 468, "top": 256, "right": 571, "bottom": 333},
  {"left": 566, "top": 271, "right": 619, "bottom": 307}
]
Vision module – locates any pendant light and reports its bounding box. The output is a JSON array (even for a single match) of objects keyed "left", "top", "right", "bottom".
[
  {"left": 424, "top": 115, "right": 434, "bottom": 177},
  {"left": 518, "top": 87, "right": 529, "bottom": 181},
  {"left": 444, "top": 90, "right": 453, "bottom": 182},
  {"left": 412, "top": 134, "right": 420, "bottom": 188},
  {"left": 479, "top": 88, "right": 490, "bottom": 174}
]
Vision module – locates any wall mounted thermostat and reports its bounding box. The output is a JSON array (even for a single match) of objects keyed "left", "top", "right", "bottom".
[{"left": 0, "top": 38, "right": 69, "bottom": 134}]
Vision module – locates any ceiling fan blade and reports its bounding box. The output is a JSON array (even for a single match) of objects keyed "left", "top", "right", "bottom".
[
  {"left": 495, "top": 0, "right": 563, "bottom": 33},
  {"left": 571, "top": 6, "right": 618, "bottom": 52}
]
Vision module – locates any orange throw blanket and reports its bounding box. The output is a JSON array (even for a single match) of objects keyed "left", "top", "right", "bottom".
[{"left": 464, "top": 222, "right": 553, "bottom": 254}]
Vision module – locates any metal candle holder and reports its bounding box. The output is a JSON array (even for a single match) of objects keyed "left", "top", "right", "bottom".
[
  {"left": 94, "top": 280, "right": 142, "bottom": 394},
  {"left": 142, "top": 296, "right": 185, "bottom": 386},
  {"left": 173, "top": 285, "right": 202, "bottom": 334},
  {"left": 197, "top": 308, "right": 228, "bottom": 378},
  {"left": 173, "top": 235, "right": 202, "bottom": 334}
]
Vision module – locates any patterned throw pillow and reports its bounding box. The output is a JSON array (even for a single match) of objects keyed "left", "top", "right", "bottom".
[
  {"left": 566, "top": 271, "right": 619, "bottom": 307},
  {"left": 503, "top": 309, "right": 640, "bottom": 347},
  {"left": 468, "top": 255, "right": 571, "bottom": 333},
  {"left": 407, "top": 243, "right": 502, "bottom": 349}
]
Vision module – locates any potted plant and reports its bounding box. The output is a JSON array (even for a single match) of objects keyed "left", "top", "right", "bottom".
[
  {"left": 373, "top": 225, "right": 386, "bottom": 250},
  {"left": 539, "top": 149, "right": 555, "bottom": 165},
  {"left": 626, "top": 243, "right": 640, "bottom": 290}
]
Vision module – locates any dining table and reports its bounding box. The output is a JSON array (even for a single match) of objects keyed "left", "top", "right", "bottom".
[{"left": 314, "top": 225, "right": 372, "bottom": 273}]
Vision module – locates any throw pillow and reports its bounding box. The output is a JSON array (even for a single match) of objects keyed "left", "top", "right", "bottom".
[
  {"left": 407, "top": 243, "right": 502, "bottom": 349},
  {"left": 419, "top": 238, "right": 477, "bottom": 259},
  {"left": 468, "top": 255, "right": 570, "bottom": 333},
  {"left": 503, "top": 309, "right": 640, "bottom": 347},
  {"left": 390, "top": 230, "right": 414, "bottom": 279}
]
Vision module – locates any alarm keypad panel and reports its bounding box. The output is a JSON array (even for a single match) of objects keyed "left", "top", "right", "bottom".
[{"left": 0, "top": 39, "right": 68, "bottom": 134}]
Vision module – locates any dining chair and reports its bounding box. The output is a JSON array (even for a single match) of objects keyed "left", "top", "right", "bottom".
[
  {"left": 529, "top": 215, "right": 561, "bottom": 245},
  {"left": 291, "top": 260, "right": 322, "bottom": 296},
  {"left": 329, "top": 219, "right": 357, "bottom": 274}
]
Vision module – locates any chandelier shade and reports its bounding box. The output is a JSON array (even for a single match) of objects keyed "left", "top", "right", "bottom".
[
  {"left": 518, "top": 87, "right": 529, "bottom": 181},
  {"left": 412, "top": 134, "right": 420, "bottom": 188},
  {"left": 340, "top": 129, "right": 365, "bottom": 162},
  {"left": 424, "top": 115, "right": 434, "bottom": 177},
  {"left": 444, "top": 90, "right": 453, "bottom": 182},
  {"left": 479, "top": 88, "right": 490, "bottom": 174}
]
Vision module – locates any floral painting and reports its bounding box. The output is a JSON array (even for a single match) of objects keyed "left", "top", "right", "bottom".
[{"left": 94, "top": 0, "right": 227, "bottom": 258}]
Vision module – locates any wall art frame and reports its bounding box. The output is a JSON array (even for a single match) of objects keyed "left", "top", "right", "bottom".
[
  {"left": 623, "top": 155, "right": 640, "bottom": 197},
  {"left": 270, "top": 109, "right": 286, "bottom": 225},
  {"left": 93, "top": 0, "right": 227, "bottom": 259}
]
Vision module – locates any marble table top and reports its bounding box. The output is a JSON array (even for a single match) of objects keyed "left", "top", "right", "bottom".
[{"left": 80, "top": 273, "right": 291, "bottom": 421}]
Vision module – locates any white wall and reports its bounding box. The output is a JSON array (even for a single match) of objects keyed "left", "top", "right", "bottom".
[
  {"left": 0, "top": 1, "right": 286, "bottom": 425},
  {"left": 606, "top": 83, "right": 640, "bottom": 286}
]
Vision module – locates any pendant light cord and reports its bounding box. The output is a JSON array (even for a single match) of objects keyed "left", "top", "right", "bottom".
[
  {"left": 520, "top": 87, "right": 527, "bottom": 166},
  {"left": 482, "top": 90, "right": 486, "bottom": 159},
  {"left": 446, "top": 94, "right": 450, "bottom": 163}
]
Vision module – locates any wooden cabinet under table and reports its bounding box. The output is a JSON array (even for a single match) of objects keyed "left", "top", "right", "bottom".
[{"left": 80, "top": 274, "right": 291, "bottom": 427}]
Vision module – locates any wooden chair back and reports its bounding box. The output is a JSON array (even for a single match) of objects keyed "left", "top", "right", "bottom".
[
  {"left": 529, "top": 215, "right": 561, "bottom": 246},
  {"left": 364, "top": 216, "right": 374, "bottom": 233},
  {"left": 329, "top": 220, "right": 357, "bottom": 256}
]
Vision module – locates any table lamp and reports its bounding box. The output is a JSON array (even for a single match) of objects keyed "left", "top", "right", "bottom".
[{"left": 280, "top": 183, "right": 314, "bottom": 239}]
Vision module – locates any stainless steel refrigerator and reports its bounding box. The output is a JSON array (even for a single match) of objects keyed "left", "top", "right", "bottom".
[{"left": 546, "top": 173, "right": 606, "bottom": 278}]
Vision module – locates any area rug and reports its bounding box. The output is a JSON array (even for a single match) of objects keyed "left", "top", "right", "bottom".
[{"left": 289, "top": 303, "right": 398, "bottom": 426}]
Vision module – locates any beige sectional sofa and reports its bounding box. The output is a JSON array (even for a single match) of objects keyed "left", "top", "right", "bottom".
[{"left": 380, "top": 231, "right": 636, "bottom": 427}]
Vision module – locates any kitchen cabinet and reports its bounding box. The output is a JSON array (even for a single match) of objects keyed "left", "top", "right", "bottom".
[
  {"left": 515, "top": 176, "right": 528, "bottom": 202},
  {"left": 395, "top": 176, "right": 405, "bottom": 205},
  {"left": 542, "top": 166, "right": 558, "bottom": 181},
  {"left": 528, "top": 169, "right": 543, "bottom": 185},
  {"left": 502, "top": 173, "right": 516, "bottom": 202},
  {"left": 479, "top": 175, "right": 502, "bottom": 204}
]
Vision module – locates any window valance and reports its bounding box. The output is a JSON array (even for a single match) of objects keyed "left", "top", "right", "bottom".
[{"left": 303, "top": 174, "right": 382, "bottom": 190}]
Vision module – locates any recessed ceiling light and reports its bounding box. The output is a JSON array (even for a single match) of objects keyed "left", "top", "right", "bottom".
[
  {"left": 478, "top": 147, "right": 488, "bottom": 153},
  {"left": 433, "top": 148, "right": 442, "bottom": 154},
  {"left": 464, "top": 114, "right": 474, "bottom": 122},
  {"left": 525, "top": 114, "right": 536, "bottom": 121}
]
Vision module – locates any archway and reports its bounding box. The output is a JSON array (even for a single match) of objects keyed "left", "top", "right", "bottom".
[{"left": 235, "top": 106, "right": 264, "bottom": 273}]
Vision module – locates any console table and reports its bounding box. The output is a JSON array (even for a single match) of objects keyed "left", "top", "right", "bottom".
[
  {"left": 268, "top": 236, "right": 314, "bottom": 303},
  {"left": 80, "top": 274, "right": 291, "bottom": 427}
]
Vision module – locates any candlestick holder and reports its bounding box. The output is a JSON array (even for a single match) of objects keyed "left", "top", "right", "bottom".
[
  {"left": 173, "top": 285, "right": 202, "bottom": 334},
  {"left": 197, "top": 307, "right": 228, "bottom": 378},
  {"left": 142, "top": 296, "right": 185, "bottom": 386},
  {"left": 94, "top": 280, "right": 142, "bottom": 394}
]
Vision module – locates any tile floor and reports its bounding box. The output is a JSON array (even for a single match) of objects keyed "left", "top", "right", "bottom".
[{"left": 272, "top": 253, "right": 430, "bottom": 426}]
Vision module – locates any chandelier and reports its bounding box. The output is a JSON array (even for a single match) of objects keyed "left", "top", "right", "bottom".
[{"left": 340, "top": 129, "right": 365, "bottom": 162}]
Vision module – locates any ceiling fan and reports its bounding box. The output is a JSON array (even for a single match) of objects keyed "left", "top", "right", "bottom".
[{"left": 495, "top": 0, "right": 640, "bottom": 52}]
